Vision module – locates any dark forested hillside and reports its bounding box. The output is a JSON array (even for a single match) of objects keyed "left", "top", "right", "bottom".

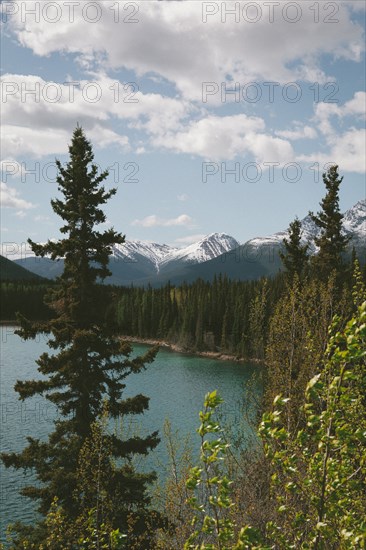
[
  {"left": 0, "top": 254, "right": 44, "bottom": 281},
  {"left": 0, "top": 281, "right": 52, "bottom": 321},
  {"left": 113, "top": 275, "right": 284, "bottom": 359},
  {"left": 0, "top": 274, "right": 283, "bottom": 360}
]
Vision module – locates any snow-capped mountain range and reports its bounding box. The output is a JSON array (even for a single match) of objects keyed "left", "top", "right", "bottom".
[
  {"left": 342, "top": 199, "right": 366, "bottom": 235},
  {"left": 11, "top": 200, "right": 365, "bottom": 285},
  {"left": 246, "top": 199, "right": 365, "bottom": 252},
  {"left": 113, "top": 240, "right": 173, "bottom": 272},
  {"left": 111, "top": 200, "right": 365, "bottom": 271},
  {"left": 112, "top": 233, "right": 240, "bottom": 274}
]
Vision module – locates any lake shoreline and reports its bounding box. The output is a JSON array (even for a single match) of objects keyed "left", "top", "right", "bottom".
[
  {"left": 119, "top": 335, "right": 264, "bottom": 365},
  {"left": 0, "top": 323, "right": 263, "bottom": 365}
]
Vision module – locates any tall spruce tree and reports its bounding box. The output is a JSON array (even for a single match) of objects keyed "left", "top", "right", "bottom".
[
  {"left": 279, "top": 217, "right": 309, "bottom": 279},
  {"left": 1, "top": 127, "right": 160, "bottom": 544},
  {"left": 309, "top": 165, "right": 350, "bottom": 282}
]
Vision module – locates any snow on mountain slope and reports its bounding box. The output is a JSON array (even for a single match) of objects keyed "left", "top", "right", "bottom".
[
  {"left": 342, "top": 199, "right": 366, "bottom": 236},
  {"left": 247, "top": 215, "right": 319, "bottom": 250},
  {"left": 111, "top": 234, "right": 240, "bottom": 274},
  {"left": 159, "top": 233, "right": 240, "bottom": 270},
  {"left": 247, "top": 200, "right": 365, "bottom": 251},
  {"left": 12, "top": 200, "right": 364, "bottom": 283},
  {"left": 112, "top": 240, "right": 175, "bottom": 271},
  {"left": 12, "top": 235, "right": 240, "bottom": 280}
]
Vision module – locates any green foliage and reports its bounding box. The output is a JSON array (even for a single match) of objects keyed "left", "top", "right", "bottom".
[
  {"left": 185, "top": 390, "right": 233, "bottom": 549},
  {"left": 153, "top": 420, "right": 194, "bottom": 549},
  {"left": 248, "top": 280, "right": 268, "bottom": 360},
  {"left": 9, "top": 496, "right": 127, "bottom": 549},
  {"left": 260, "top": 300, "right": 366, "bottom": 548},
  {"left": 352, "top": 258, "right": 366, "bottom": 308},
  {"left": 265, "top": 275, "right": 342, "bottom": 430},
  {"left": 185, "top": 282, "right": 366, "bottom": 549},
  {"left": 185, "top": 391, "right": 264, "bottom": 550}
]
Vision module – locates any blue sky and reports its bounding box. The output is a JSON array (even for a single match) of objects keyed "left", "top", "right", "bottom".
[{"left": 1, "top": 0, "right": 365, "bottom": 257}]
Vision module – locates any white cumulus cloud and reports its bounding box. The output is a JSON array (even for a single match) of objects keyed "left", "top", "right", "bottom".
[
  {"left": 6, "top": 1, "right": 364, "bottom": 100},
  {"left": 276, "top": 125, "right": 317, "bottom": 140},
  {"left": 132, "top": 214, "right": 193, "bottom": 228},
  {"left": 0, "top": 181, "right": 35, "bottom": 209},
  {"left": 299, "top": 92, "right": 366, "bottom": 173}
]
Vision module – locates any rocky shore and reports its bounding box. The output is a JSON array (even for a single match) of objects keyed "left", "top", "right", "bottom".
[{"left": 119, "top": 335, "right": 263, "bottom": 365}]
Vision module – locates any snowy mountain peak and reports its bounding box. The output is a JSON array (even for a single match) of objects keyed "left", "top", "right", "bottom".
[
  {"left": 247, "top": 199, "right": 366, "bottom": 251},
  {"left": 160, "top": 233, "right": 240, "bottom": 269},
  {"left": 112, "top": 233, "right": 240, "bottom": 273},
  {"left": 12, "top": 200, "right": 364, "bottom": 284},
  {"left": 343, "top": 199, "right": 366, "bottom": 234},
  {"left": 112, "top": 240, "right": 176, "bottom": 270},
  {"left": 195, "top": 233, "right": 240, "bottom": 252}
]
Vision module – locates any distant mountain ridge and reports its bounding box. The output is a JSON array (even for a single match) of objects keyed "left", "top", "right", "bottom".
[
  {"left": 149, "top": 199, "right": 365, "bottom": 286},
  {"left": 0, "top": 254, "right": 43, "bottom": 281},
  {"left": 248, "top": 199, "right": 365, "bottom": 253},
  {"left": 11, "top": 199, "right": 366, "bottom": 285},
  {"left": 113, "top": 240, "right": 173, "bottom": 272},
  {"left": 112, "top": 233, "right": 239, "bottom": 272}
]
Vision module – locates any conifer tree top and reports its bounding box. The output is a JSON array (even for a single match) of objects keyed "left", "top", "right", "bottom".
[{"left": 29, "top": 125, "right": 125, "bottom": 282}]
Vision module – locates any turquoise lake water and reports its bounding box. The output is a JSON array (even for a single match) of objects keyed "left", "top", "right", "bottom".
[{"left": 0, "top": 326, "right": 261, "bottom": 541}]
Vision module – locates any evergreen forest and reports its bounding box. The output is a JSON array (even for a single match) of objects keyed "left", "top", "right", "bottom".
[{"left": 1, "top": 129, "right": 365, "bottom": 549}]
